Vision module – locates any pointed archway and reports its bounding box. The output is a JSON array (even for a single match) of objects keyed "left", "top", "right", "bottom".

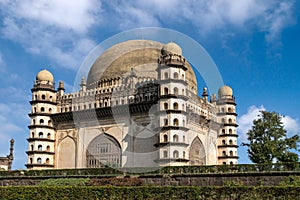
[
  {"left": 189, "top": 137, "right": 206, "bottom": 165},
  {"left": 86, "top": 133, "right": 121, "bottom": 168}
]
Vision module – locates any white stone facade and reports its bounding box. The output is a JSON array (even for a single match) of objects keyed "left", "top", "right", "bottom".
[{"left": 26, "top": 40, "right": 238, "bottom": 170}]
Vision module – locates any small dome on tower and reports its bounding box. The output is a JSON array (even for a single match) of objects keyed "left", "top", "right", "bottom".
[
  {"left": 36, "top": 69, "right": 54, "bottom": 82},
  {"left": 161, "top": 42, "right": 182, "bottom": 55},
  {"left": 218, "top": 85, "right": 233, "bottom": 99}
]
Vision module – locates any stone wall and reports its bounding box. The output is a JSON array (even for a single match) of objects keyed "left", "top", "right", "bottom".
[{"left": 0, "top": 172, "right": 299, "bottom": 186}]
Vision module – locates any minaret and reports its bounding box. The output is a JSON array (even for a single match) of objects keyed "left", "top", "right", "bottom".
[
  {"left": 26, "top": 69, "right": 57, "bottom": 169},
  {"left": 8, "top": 139, "right": 14, "bottom": 171},
  {"left": 216, "top": 86, "right": 239, "bottom": 165},
  {"left": 156, "top": 42, "right": 189, "bottom": 166}
]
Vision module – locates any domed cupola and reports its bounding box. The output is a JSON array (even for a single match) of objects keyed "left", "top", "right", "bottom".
[
  {"left": 161, "top": 42, "right": 182, "bottom": 56},
  {"left": 36, "top": 69, "right": 54, "bottom": 83},
  {"left": 218, "top": 85, "right": 233, "bottom": 99}
]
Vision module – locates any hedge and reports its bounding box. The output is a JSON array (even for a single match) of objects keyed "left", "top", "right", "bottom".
[
  {"left": 1, "top": 162, "right": 300, "bottom": 177},
  {"left": 0, "top": 186, "right": 300, "bottom": 200}
]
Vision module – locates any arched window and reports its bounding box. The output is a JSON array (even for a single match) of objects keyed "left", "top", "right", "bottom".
[
  {"left": 163, "top": 134, "right": 168, "bottom": 142},
  {"left": 41, "top": 94, "right": 46, "bottom": 100},
  {"left": 183, "top": 119, "right": 185, "bottom": 126},
  {"left": 173, "top": 87, "right": 178, "bottom": 95},
  {"left": 163, "top": 150, "right": 168, "bottom": 158},
  {"left": 31, "top": 132, "right": 35, "bottom": 138},
  {"left": 31, "top": 145, "right": 34, "bottom": 151},
  {"left": 173, "top": 118, "right": 179, "bottom": 126},
  {"left": 181, "top": 74, "right": 184, "bottom": 79},
  {"left": 222, "top": 129, "right": 225, "bottom": 134},
  {"left": 47, "top": 133, "right": 51, "bottom": 139},
  {"left": 228, "top": 118, "right": 233, "bottom": 123},
  {"left": 183, "top": 135, "right": 185, "bottom": 142},
  {"left": 182, "top": 89, "right": 185, "bottom": 95},
  {"left": 46, "top": 145, "right": 50, "bottom": 151},
  {"left": 228, "top": 107, "right": 232, "bottom": 112},
  {"left": 229, "top": 129, "right": 233, "bottom": 134},
  {"left": 222, "top": 140, "right": 226, "bottom": 145},
  {"left": 39, "top": 132, "right": 43, "bottom": 138},
  {"left": 164, "top": 72, "right": 168, "bottom": 79},
  {"left": 173, "top": 72, "right": 178, "bottom": 79},
  {"left": 230, "top": 161, "right": 233, "bottom": 165},
  {"left": 41, "top": 107, "right": 45, "bottom": 112},
  {"left": 229, "top": 140, "right": 233, "bottom": 145},
  {"left": 183, "top": 151, "right": 186, "bottom": 159},
  {"left": 230, "top": 151, "right": 233, "bottom": 156},
  {"left": 164, "top": 102, "right": 168, "bottom": 110},
  {"left": 173, "top": 102, "right": 178, "bottom": 110},
  {"left": 33, "top": 119, "right": 36, "bottom": 125},
  {"left": 46, "top": 158, "right": 50, "bottom": 164},
  {"left": 222, "top": 151, "right": 226, "bottom": 156},
  {"left": 38, "top": 145, "right": 42, "bottom": 151},
  {"left": 48, "top": 120, "right": 52, "bottom": 126},
  {"left": 173, "top": 134, "right": 179, "bottom": 142},
  {"left": 49, "top": 108, "right": 52, "bottom": 113},
  {"left": 39, "top": 119, "right": 44, "bottom": 125},
  {"left": 30, "top": 158, "right": 33, "bottom": 164},
  {"left": 34, "top": 95, "right": 37, "bottom": 100},
  {"left": 37, "top": 158, "right": 42, "bottom": 164},
  {"left": 223, "top": 162, "right": 226, "bottom": 165},
  {"left": 164, "top": 119, "right": 168, "bottom": 126},
  {"left": 173, "top": 150, "right": 179, "bottom": 158},
  {"left": 164, "top": 87, "right": 169, "bottom": 95}
]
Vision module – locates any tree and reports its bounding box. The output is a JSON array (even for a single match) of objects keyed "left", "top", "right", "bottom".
[{"left": 242, "top": 111, "right": 299, "bottom": 164}]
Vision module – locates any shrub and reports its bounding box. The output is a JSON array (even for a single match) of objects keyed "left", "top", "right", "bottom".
[{"left": 37, "top": 178, "right": 90, "bottom": 186}]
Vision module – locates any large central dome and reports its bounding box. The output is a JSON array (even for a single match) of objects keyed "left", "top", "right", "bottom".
[{"left": 87, "top": 40, "right": 197, "bottom": 92}]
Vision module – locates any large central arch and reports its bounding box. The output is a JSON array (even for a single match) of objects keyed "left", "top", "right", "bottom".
[
  {"left": 86, "top": 133, "right": 121, "bottom": 168},
  {"left": 189, "top": 137, "right": 206, "bottom": 165}
]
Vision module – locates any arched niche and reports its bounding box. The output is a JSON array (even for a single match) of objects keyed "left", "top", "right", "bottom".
[
  {"left": 189, "top": 137, "right": 206, "bottom": 165},
  {"left": 57, "top": 136, "right": 76, "bottom": 169},
  {"left": 86, "top": 133, "right": 121, "bottom": 168}
]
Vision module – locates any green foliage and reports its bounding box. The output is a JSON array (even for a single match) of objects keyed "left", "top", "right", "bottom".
[
  {"left": 242, "top": 111, "right": 300, "bottom": 164},
  {"left": 279, "top": 176, "right": 300, "bottom": 186},
  {"left": 223, "top": 180, "right": 244, "bottom": 187},
  {"left": 1, "top": 186, "right": 300, "bottom": 200},
  {"left": 37, "top": 178, "right": 90, "bottom": 186}
]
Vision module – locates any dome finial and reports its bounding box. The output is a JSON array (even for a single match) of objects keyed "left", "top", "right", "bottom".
[{"left": 161, "top": 42, "right": 182, "bottom": 55}]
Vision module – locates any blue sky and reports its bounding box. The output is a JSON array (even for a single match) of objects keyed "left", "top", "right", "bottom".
[{"left": 0, "top": 0, "right": 299, "bottom": 169}]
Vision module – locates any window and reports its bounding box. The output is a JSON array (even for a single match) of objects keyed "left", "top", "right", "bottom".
[
  {"left": 46, "top": 158, "right": 50, "bottom": 164},
  {"left": 182, "top": 89, "right": 185, "bottom": 95},
  {"left": 48, "top": 120, "right": 52, "bottom": 126},
  {"left": 47, "top": 133, "right": 51, "bottom": 139},
  {"left": 230, "top": 161, "right": 233, "bottom": 165},
  {"left": 173, "top": 72, "right": 179, "bottom": 79},
  {"left": 164, "top": 87, "right": 169, "bottom": 95},
  {"left": 38, "top": 145, "right": 42, "bottom": 151},
  {"left": 173, "top": 102, "right": 178, "bottom": 110},
  {"left": 173, "top": 87, "right": 178, "bottom": 95},
  {"left": 222, "top": 140, "right": 226, "bottom": 145},
  {"left": 183, "top": 135, "right": 185, "bottom": 142},
  {"left": 163, "top": 150, "right": 168, "bottom": 158},
  {"left": 230, "top": 151, "right": 233, "bottom": 156},
  {"left": 49, "top": 108, "right": 52, "bottom": 113},
  {"left": 41, "top": 107, "right": 45, "bottom": 112},
  {"left": 163, "top": 134, "right": 168, "bottom": 142},
  {"left": 33, "top": 119, "right": 36, "bottom": 125},
  {"left": 173, "top": 134, "right": 179, "bottom": 142},
  {"left": 183, "top": 119, "right": 185, "bottom": 126},
  {"left": 41, "top": 95, "right": 46, "bottom": 100},
  {"left": 222, "top": 129, "right": 225, "bottom": 134},
  {"left": 30, "top": 158, "right": 33, "bottom": 164},
  {"left": 46, "top": 145, "right": 50, "bottom": 151},
  {"left": 183, "top": 151, "right": 186, "bottom": 159},
  {"left": 164, "top": 102, "right": 168, "bottom": 110},
  {"left": 173, "top": 118, "right": 179, "bottom": 126},
  {"left": 229, "top": 129, "right": 233, "bottom": 134},
  {"left": 164, "top": 119, "right": 168, "bottom": 126},
  {"left": 228, "top": 118, "right": 233, "bottom": 123},
  {"left": 39, "top": 132, "right": 43, "bottom": 138},
  {"left": 31, "top": 132, "right": 35, "bottom": 138},
  {"left": 164, "top": 72, "right": 168, "bottom": 79},
  {"left": 31, "top": 145, "right": 34, "bottom": 151},
  {"left": 181, "top": 74, "right": 184, "bottom": 79},
  {"left": 223, "top": 162, "right": 226, "bottom": 165},
  {"left": 173, "top": 150, "right": 179, "bottom": 158},
  {"left": 39, "top": 119, "right": 44, "bottom": 125},
  {"left": 229, "top": 140, "right": 233, "bottom": 145},
  {"left": 37, "top": 158, "right": 42, "bottom": 164},
  {"left": 222, "top": 151, "right": 226, "bottom": 156},
  {"left": 228, "top": 107, "right": 232, "bottom": 112}
]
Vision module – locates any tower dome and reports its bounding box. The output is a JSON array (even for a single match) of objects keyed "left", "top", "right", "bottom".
[
  {"left": 161, "top": 42, "right": 182, "bottom": 55},
  {"left": 218, "top": 85, "right": 233, "bottom": 99},
  {"left": 36, "top": 69, "right": 54, "bottom": 82}
]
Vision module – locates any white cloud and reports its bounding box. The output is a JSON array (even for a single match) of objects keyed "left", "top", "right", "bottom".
[
  {"left": 238, "top": 105, "right": 300, "bottom": 143},
  {"left": 237, "top": 105, "right": 265, "bottom": 143},
  {"left": 0, "top": 0, "right": 99, "bottom": 70}
]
